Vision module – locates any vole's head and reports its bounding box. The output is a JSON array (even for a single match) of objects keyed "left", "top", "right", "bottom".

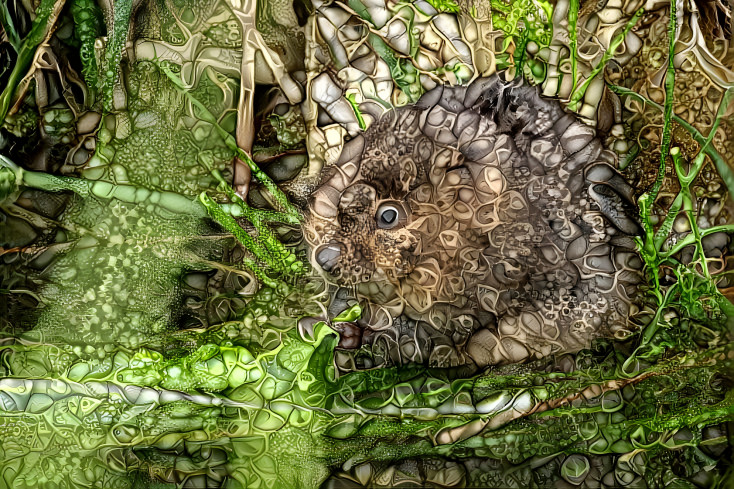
[
  {"left": 304, "top": 108, "right": 431, "bottom": 290},
  {"left": 305, "top": 77, "right": 549, "bottom": 301},
  {"left": 305, "top": 76, "right": 641, "bottom": 342},
  {"left": 304, "top": 101, "right": 500, "bottom": 326}
]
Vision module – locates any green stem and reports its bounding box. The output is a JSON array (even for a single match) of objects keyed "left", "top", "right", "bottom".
[
  {"left": 101, "top": 0, "right": 133, "bottom": 111},
  {"left": 568, "top": 0, "right": 579, "bottom": 95},
  {"left": 19, "top": 166, "right": 208, "bottom": 217},
  {"left": 609, "top": 85, "right": 734, "bottom": 198},
  {"left": 639, "top": 287, "right": 676, "bottom": 349},
  {"left": 660, "top": 224, "right": 734, "bottom": 258},
  {"left": 567, "top": 8, "right": 643, "bottom": 111},
  {"left": 158, "top": 63, "right": 300, "bottom": 222},
  {"left": 198, "top": 193, "right": 277, "bottom": 288},
  {"left": 158, "top": 63, "right": 305, "bottom": 277},
  {"left": 70, "top": 0, "right": 102, "bottom": 96},
  {"left": 636, "top": 0, "right": 676, "bottom": 252},
  {"left": 655, "top": 88, "right": 733, "bottom": 250},
  {"left": 220, "top": 205, "right": 299, "bottom": 224},
  {"left": 671, "top": 148, "right": 710, "bottom": 279},
  {"left": 208, "top": 169, "right": 305, "bottom": 275},
  {"left": 0, "top": 0, "right": 64, "bottom": 123},
  {"left": 345, "top": 93, "right": 366, "bottom": 130},
  {"left": 22, "top": 169, "right": 91, "bottom": 196},
  {"left": 605, "top": 5, "right": 674, "bottom": 309},
  {"left": 0, "top": 1, "right": 21, "bottom": 50},
  {"left": 653, "top": 192, "right": 683, "bottom": 250}
]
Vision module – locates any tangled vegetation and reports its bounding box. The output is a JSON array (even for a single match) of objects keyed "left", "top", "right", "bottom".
[{"left": 0, "top": 0, "right": 732, "bottom": 488}]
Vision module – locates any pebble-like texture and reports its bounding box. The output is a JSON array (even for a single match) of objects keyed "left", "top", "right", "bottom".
[{"left": 306, "top": 75, "right": 643, "bottom": 368}]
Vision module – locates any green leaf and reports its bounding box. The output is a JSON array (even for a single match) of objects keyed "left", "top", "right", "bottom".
[{"left": 333, "top": 303, "right": 362, "bottom": 323}]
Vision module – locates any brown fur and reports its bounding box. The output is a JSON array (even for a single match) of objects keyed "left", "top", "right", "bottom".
[{"left": 305, "top": 76, "right": 643, "bottom": 368}]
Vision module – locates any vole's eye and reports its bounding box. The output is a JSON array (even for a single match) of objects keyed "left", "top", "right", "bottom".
[
  {"left": 380, "top": 208, "right": 398, "bottom": 225},
  {"left": 376, "top": 203, "right": 404, "bottom": 229}
]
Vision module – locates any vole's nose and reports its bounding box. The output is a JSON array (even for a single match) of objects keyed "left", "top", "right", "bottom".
[{"left": 315, "top": 243, "right": 343, "bottom": 274}]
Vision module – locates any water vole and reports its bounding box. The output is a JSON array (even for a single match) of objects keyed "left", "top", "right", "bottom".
[{"left": 305, "top": 75, "right": 643, "bottom": 368}]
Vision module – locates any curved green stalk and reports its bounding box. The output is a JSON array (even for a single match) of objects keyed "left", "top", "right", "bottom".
[
  {"left": 568, "top": 0, "right": 579, "bottom": 94},
  {"left": 640, "top": 1, "right": 678, "bottom": 212},
  {"left": 158, "top": 63, "right": 301, "bottom": 222},
  {"left": 567, "top": 8, "right": 644, "bottom": 112},
  {"left": 654, "top": 87, "right": 734, "bottom": 250},
  {"left": 3, "top": 154, "right": 302, "bottom": 283},
  {"left": 0, "top": 0, "right": 65, "bottom": 123},
  {"left": 609, "top": 85, "right": 734, "bottom": 198},
  {"left": 100, "top": 0, "right": 133, "bottom": 111},
  {"left": 345, "top": 93, "right": 367, "bottom": 130},
  {"left": 602, "top": 5, "right": 677, "bottom": 307},
  {"left": 70, "top": 0, "right": 103, "bottom": 97},
  {"left": 198, "top": 193, "right": 278, "bottom": 288},
  {"left": 0, "top": 1, "right": 21, "bottom": 50}
]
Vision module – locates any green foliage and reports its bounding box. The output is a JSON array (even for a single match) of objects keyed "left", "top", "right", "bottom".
[
  {"left": 199, "top": 192, "right": 305, "bottom": 286},
  {"left": 607, "top": 33, "right": 734, "bottom": 373},
  {"left": 369, "top": 34, "right": 424, "bottom": 103},
  {"left": 490, "top": 0, "right": 553, "bottom": 72},
  {"left": 5, "top": 301, "right": 728, "bottom": 487},
  {"left": 566, "top": 8, "right": 644, "bottom": 111},
  {"left": 1, "top": 0, "right": 733, "bottom": 487},
  {"left": 634, "top": 3, "right": 678, "bottom": 304},
  {"left": 70, "top": 0, "right": 103, "bottom": 97},
  {"left": 424, "top": 0, "right": 460, "bottom": 13},
  {"left": 0, "top": 1, "right": 21, "bottom": 50},
  {"left": 0, "top": 0, "right": 61, "bottom": 123},
  {"left": 157, "top": 63, "right": 300, "bottom": 222},
  {"left": 101, "top": 0, "right": 134, "bottom": 111}
]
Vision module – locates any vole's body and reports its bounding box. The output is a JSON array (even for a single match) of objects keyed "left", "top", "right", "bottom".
[{"left": 305, "top": 76, "right": 642, "bottom": 368}]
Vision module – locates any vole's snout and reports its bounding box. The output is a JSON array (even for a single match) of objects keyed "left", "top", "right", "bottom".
[{"left": 315, "top": 243, "right": 344, "bottom": 275}]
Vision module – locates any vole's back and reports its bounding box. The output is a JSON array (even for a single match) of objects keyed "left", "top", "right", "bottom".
[{"left": 306, "top": 76, "right": 643, "bottom": 368}]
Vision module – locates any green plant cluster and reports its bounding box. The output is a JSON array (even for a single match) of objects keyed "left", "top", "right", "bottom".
[
  {"left": 69, "top": 0, "right": 103, "bottom": 98},
  {"left": 490, "top": 0, "right": 553, "bottom": 74}
]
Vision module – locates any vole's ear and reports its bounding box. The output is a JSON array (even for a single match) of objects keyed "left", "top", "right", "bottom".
[
  {"left": 586, "top": 163, "right": 643, "bottom": 236},
  {"left": 333, "top": 134, "right": 364, "bottom": 183},
  {"left": 309, "top": 133, "right": 370, "bottom": 219},
  {"left": 308, "top": 185, "right": 342, "bottom": 219},
  {"left": 318, "top": 134, "right": 364, "bottom": 189}
]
